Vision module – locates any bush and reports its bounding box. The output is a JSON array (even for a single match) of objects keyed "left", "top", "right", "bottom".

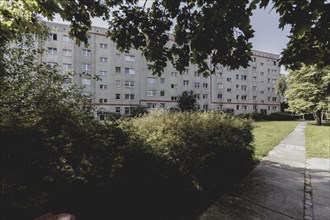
[
  {"left": 118, "top": 110, "right": 255, "bottom": 218},
  {"left": 238, "top": 112, "right": 296, "bottom": 121}
]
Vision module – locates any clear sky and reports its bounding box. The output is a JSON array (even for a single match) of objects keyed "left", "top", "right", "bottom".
[{"left": 250, "top": 5, "right": 290, "bottom": 55}]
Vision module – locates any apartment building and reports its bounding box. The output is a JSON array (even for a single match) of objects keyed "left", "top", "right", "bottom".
[{"left": 43, "top": 22, "right": 281, "bottom": 120}]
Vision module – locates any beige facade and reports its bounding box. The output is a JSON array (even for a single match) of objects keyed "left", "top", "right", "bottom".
[{"left": 43, "top": 22, "right": 281, "bottom": 119}]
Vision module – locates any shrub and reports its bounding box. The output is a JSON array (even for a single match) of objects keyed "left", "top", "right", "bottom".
[{"left": 268, "top": 112, "right": 296, "bottom": 121}]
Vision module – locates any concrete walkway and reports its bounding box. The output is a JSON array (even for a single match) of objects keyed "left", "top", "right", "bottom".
[{"left": 199, "top": 122, "right": 330, "bottom": 220}]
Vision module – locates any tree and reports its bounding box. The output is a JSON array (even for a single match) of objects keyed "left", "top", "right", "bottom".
[
  {"left": 177, "top": 91, "right": 197, "bottom": 111},
  {"left": 3, "top": 1, "right": 329, "bottom": 75},
  {"left": 285, "top": 65, "right": 330, "bottom": 125},
  {"left": 0, "top": 33, "right": 125, "bottom": 218},
  {"left": 275, "top": 75, "right": 288, "bottom": 112}
]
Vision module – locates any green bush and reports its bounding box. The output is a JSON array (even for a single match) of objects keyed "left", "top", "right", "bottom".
[
  {"left": 238, "top": 112, "right": 296, "bottom": 121},
  {"left": 120, "top": 110, "right": 255, "bottom": 192}
]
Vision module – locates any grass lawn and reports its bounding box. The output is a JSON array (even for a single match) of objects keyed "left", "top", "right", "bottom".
[
  {"left": 253, "top": 121, "right": 299, "bottom": 160},
  {"left": 305, "top": 122, "right": 330, "bottom": 158}
]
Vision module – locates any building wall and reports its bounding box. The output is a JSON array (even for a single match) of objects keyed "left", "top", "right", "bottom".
[{"left": 43, "top": 22, "right": 281, "bottom": 118}]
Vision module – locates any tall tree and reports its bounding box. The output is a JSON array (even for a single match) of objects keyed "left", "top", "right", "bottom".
[
  {"left": 285, "top": 65, "right": 330, "bottom": 125},
  {"left": 2, "top": 1, "right": 328, "bottom": 75},
  {"left": 177, "top": 91, "right": 197, "bottom": 111}
]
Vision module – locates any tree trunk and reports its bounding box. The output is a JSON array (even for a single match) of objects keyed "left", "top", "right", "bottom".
[{"left": 314, "top": 110, "right": 322, "bottom": 125}]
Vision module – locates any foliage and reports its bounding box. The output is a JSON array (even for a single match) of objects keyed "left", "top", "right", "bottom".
[
  {"left": 238, "top": 112, "right": 296, "bottom": 121},
  {"left": 129, "top": 105, "right": 148, "bottom": 117},
  {"left": 285, "top": 65, "right": 330, "bottom": 125},
  {"left": 177, "top": 90, "right": 197, "bottom": 111},
  {"left": 253, "top": 121, "right": 299, "bottom": 160},
  {"left": 305, "top": 122, "right": 330, "bottom": 158},
  {"left": 120, "top": 111, "right": 255, "bottom": 193},
  {"left": 0, "top": 34, "right": 126, "bottom": 219},
  {"left": 2, "top": 1, "right": 329, "bottom": 74},
  {"left": 275, "top": 75, "right": 287, "bottom": 96}
]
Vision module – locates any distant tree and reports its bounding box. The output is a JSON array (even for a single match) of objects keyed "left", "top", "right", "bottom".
[
  {"left": 285, "top": 65, "right": 330, "bottom": 125},
  {"left": 2, "top": 1, "right": 329, "bottom": 75},
  {"left": 275, "top": 75, "right": 287, "bottom": 96},
  {"left": 177, "top": 91, "right": 197, "bottom": 111},
  {"left": 130, "top": 105, "right": 148, "bottom": 117}
]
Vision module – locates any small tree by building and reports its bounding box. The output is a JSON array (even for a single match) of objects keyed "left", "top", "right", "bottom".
[
  {"left": 177, "top": 91, "right": 197, "bottom": 111},
  {"left": 285, "top": 65, "right": 330, "bottom": 125}
]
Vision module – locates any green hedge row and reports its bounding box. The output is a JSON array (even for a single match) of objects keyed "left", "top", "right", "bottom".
[
  {"left": 1, "top": 111, "right": 255, "bottom": 219},
  {"left": 238, "top": 112, "right": 296, "bottom": 121}
]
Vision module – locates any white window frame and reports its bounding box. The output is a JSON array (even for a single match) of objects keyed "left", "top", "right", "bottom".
[
  {"left": 82, "top": 63, "right": 91, "bottom": 71},
  {"left": 147, "top": 90, "right": 157, "bottom": 97},
  {"left": 82, "top": 49, "right": 91, "bottom": 56},
  {"left": 63, "top": 49, "right": 72, "bottom": 57}
]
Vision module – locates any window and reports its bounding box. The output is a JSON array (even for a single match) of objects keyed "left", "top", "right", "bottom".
[
  {"left": 268, "top": 106, "right": 271, "bottom": 111},
  {"left": 100, "top": 85, "right": 107, "bottom": 89},
  {"left": 195, "top": 94, "right": 200, "bottom": 99},
  {"left": 125, "top": 107, "right": 130, "bottom": 114},
  {"left": 100, "top": 57, "right": 108, "bottom": 63},
  {"left": 241, "top": 75, "right": 247, "bottom": 80},
  {"left": 171, "top": 96, "right": 178, "bottom": 101},
  {"left": 183, "top": 80, "right": 189, "bottom": 86},
  {"left": 260, "top": 62, "right": 264, "bottom": 66},
  {"left": 124, "top": 55, "right": 135, "bottom": 62},
  {"left": 242, "top": 105, "right": 248, "bottom": 110},
  {"left": 260, "top": 91, "right": 265, "bottom": 94},
  {"left": 115, "top": 94, "right": 121, "bottom": 99},
  {"left": 218, "top": 72, "right": 223, "bottom": 78},
  {"left": 171, "top": 84, "right": 177, "bottom": 88},
  {"left": 272, "top": 97, "right": 277, "bottom": 102},
  {"left": 82, "top": 49, "right": 91, "bottom": 56},
  {"left": 260, "top": 72, "right": 264, "bottom": 76},
  {"left": 236, "top": 74, "right": 239, "bottom": 80},
  {"left": 115, "top": 54, "right": 121, "bottom": 61},
  {"left": 195, "top": 82, "right": 200, "bottom": 88},
  {"left": 253, "top": 57, "right": 256, "bottom": 62},
  {"left": 241, "top": 95, "right": 247, "bottom": 100},
  {"left": 203, "top": 94, "right": 208, "bottom": 99},
  {"left": 268, "top": 78, "right": 271, "bottom": 83},
  {"left": 268, "top": 97, "right": 271, "bottom": 101},
  {"left": 196, "top": 104, "right": 200, "bottom": 110},
  {"left": 218, "top": 83, "right": 223, "bottom": 89},
  {"left": 253, "top": 105, "right": 257, "bottom": 111},
  {"left": 268, "top": 87, "right": 271, "bottom": 92},
  {"left": 273, "top": 106, "right": 278, "bottom": 111},
  {"left": 115, "top": 80, "right": 121, "bottom": 87},
  {"left": 147, "top": 103, "right": 157, "bottom": 108},
  {"left": 147, "top": 90, "right": 157, "bottom": 96},
  {"left": 252, "top": 67, "right": 257, "bottom": 73},
  {"left": 99, "top": 98, "right": 108, "bottom": 103},
  {"left": 218, "top": 105, "right": 223, "bottom": 110},
  {"left": 272, "top": 79, "right": 277, "bottom": 84},
  {"left": 125, "top": 94, "right": 135, "bottom": 100},
  {"left": 62, "top": 35, "right": 71, "bottom": 42},
  {"left": 99, "top": 71, "right": 107, "bottom": 76},
  {"left": 47, "top": 47, "right": 57, "bottom": 55},
  {"left": 160, "top": 78, "right": 165, "bottom": 84},
  {"left": 147, "top": 77, "right": 157, "bottom": 84},
  {"left": 160, "top": 91, "right": 165, "bottom": 96},
  {"left": 62, "top": 63, "right": 72, "bottom": 70},
  {"left": 203, "top": 83, "right": 208, "bottom": 88},
  {"left": 241, "top": 85, "right": 247, "bottom": 90},
  {"left": 273, "top": 61, "right": 277, "bottom": 66},
  {"left": 100, "top": 43, "right": 108, "bottom": 49},
  {"left": 236, "top": 84, "right": 239, "bottom": 89},
  {"left": 236, "top": 105, "right": 240, "bottom": 110},
  {"left": 227, "top": 88, "right": 232, "bottom": 92},
  {"left": 171, "top": 72, "right": 177, "bottom": 77},
  {"left": 203, "top": 105, "right": 208, "bottom": 110},
  {"left": 218, "top": 93, "right": 223, "bottom": 99},
  {"left": 253, "top": 86, "right": 257, "bottom": 91},
  {"left": 125, "top": 68, "right": 135, "bottom": 75},
  {"left": 253, "top": 76, "right": 257, "bottom": 81},
  {"left": 82, "top": 63, "right": 91, "bottom": 71},
  {"left": 227, "top": 99, "right": 232, "bottom": 102},
  {"left": 63, "top": 49, "right": 72, "bottom": 56},
  {"left": 115, "top": 66, "right": 121, "bottom": 73},
  {"left": 115, "top": 107, "right": 121, "bottom": 113},
  {"left": 194, "top": 71, "right": 199, "bottom": 77},
  {"left": 82, "top": 78, "right": 91, "bottom": 85},
  {"left": 124, "top": 81, "right": 135, "bottom": 87},
  {"left": 253, "top": 96, "right": 257, "bottom": 101},
  {"left": 260, "top": 81, "right": 265, "bottom": 85},
  {"left": 227, "top": 78, "right": 232, "bottom": 82},
  {"left": 236, "top": 95, "right": 239, "bottom": 100},
  {"left": 49, "top": 33, "right": 57, "bottom": 41}
]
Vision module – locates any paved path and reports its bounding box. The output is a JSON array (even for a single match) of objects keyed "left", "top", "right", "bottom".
[{"left": 199, "top": 122, "right": 330, "bottom": 220}]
